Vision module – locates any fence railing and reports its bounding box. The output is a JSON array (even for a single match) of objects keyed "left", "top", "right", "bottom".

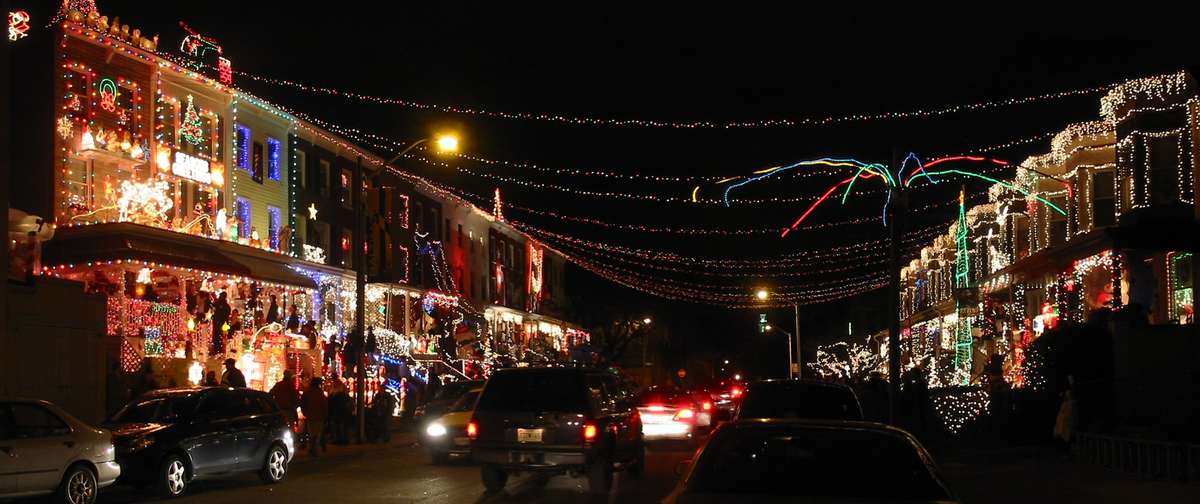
[{"left": 1073, "top": 431, "right": 1200, "bottom": 481}]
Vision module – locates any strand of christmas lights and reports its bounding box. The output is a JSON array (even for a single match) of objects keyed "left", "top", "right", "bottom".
[
  {"left": 229, "top": 68, "right": 1110, "bottom": 129},
  {"left": 533, "top": 229, "right": 900, "bottom": 279}
]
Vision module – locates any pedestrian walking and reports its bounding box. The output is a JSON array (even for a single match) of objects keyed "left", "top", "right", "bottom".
[
  {"left": 270, "top": 370, "right": 301, "bottom": 425},
  {"left": 221, "top": 358, "right": 247, "bottom": 388},
  {"left": 301, "top": 377, "right": 329, "bottom": 456}
]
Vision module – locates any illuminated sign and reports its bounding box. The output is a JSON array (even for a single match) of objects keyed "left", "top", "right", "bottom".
[{"left": 172, "top": 151, "right": 211, "bottom": 184}]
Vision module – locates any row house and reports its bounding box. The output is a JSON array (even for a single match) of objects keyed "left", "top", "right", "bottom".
[
  {"left": 897, "top": 72, "right": 1200, "bottom": 398},
  {"left": 6, "top": 5, "right": 586, "bottom": 408}
]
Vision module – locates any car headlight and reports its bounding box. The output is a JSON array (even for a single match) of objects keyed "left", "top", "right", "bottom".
[
  {"left": 425, "top": 422, "right": 447, "bottom": 437},
  {"left": 122, "top": 436, "right": 155, "bottom": 453}
]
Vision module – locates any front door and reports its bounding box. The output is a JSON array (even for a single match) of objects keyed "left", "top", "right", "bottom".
[{"left": 5, "top": 403, "right": 76, "bottom": 493}]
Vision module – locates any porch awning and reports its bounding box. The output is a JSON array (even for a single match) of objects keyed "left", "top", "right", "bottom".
[{"left": 43, "top": 222, "right": 316, "bottom": 289}]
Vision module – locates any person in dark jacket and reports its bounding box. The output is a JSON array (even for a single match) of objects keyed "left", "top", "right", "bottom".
[
  {"left": 221, "top": 358, "right": 247, "bottom": 388},
  {"left": 327, "top": 380, "right": 353, "bottom": 444},
  {"left": 266, "top": 295, "right": 281, "bottom": 325},
  {"left": 211, "top": 292, "right": 231, "bottom": 353},
  {"left": 286, "top": 304, "right": 301, "bottom": 332},
  {"left": 301, "top": 377, "right": 328, "bottom": 456},
  {"left": 270, "top": 370, "right": 301, "bottom": 425}
]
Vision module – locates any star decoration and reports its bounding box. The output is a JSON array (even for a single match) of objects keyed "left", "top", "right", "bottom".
[{"left": 307, "top": 203, "right": 318, "bottom": 220}]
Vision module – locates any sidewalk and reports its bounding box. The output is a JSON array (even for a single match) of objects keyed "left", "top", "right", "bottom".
[
  {"left": 291, "top": 431, "right": 419, "bottom": 464},
  {"left": 938, "top": 444, "right": 1198, "bottom": 504}
]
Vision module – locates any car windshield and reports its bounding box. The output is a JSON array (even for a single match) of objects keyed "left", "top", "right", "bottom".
[
  {"left": 435, "top": 381, "right": 480, "bottom": 401},
  {"left": 475, "top": 371, "right": 588, "bottom": 413},
  {"left": 109, "top": 393, "right": 201, "bottom": 424},
  {"left": 450, "top": 390, "right": 480, "bottom": 412},
  {"left": 738, "top": 384, "right": 862, "bottom": 420},
  {"left": 688, "top": 425, "right": 949, "bottom": 501}
]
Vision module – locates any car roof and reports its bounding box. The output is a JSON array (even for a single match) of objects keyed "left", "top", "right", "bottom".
[{"left": 716, "top": 419, "right": 926, "bottom": 446}]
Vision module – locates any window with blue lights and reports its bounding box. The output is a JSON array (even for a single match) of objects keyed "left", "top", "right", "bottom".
[
  {"left": 235, "top": 124, "right": 251, "bottom": 172},
  {"left": 268, "top": 206, "right": 282, "bottom": 251},
  {"left": 267, "top": 137, "right": 282, "bottom": 181},
  {"left": 235, "top": 197, "right": 252, "bottom": 240}
]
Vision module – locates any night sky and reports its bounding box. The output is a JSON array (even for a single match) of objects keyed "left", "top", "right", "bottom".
[{"left": 33, "top": 2, "right": 1200, "bottom": 378}]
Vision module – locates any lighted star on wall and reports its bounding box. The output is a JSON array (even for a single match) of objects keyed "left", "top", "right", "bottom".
[{"left": 307, "top": 203, "right": 318, "bottom": 220}]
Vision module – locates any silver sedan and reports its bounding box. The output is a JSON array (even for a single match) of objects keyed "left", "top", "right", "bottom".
[{"left": 0, "top": 399, "right": 120, "bottom": 504}]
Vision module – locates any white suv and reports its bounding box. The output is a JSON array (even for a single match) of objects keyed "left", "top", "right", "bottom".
[{"left": 0, "top": 399, "right": 120, "bottom": 504}]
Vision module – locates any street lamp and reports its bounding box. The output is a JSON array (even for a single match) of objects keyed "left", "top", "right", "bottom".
[
  {"left": 754, "top": 288, "right": 802, "bottom": 379},
  {"left": 384, "top": 133, "right": 460, "bottom": 166},
  {"left": 351, "top": 131, "right": 461, "bottom": 442},
  {"left": 642, "top": 317, "right": 652, "bottom": 325}
]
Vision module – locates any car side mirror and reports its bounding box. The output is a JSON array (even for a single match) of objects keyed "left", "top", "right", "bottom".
[{"left": 675, "top": 460, "right": 691, "bottom": 476}]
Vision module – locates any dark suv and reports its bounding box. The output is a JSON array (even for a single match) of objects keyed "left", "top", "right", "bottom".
[
  {"left": 105, "top": 387, "right": 294, "bottom": 498},
  {"left": 469, "top": 367, "right": 644, "bottom": 494}
]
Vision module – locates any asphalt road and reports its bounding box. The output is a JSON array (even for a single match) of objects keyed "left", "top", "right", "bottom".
[{"left": 93, "top": 438, "right": 697, "bottom": 504}]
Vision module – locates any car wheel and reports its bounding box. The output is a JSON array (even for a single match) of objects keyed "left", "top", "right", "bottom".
[
  {"left": 260, "top": 444, "right": 289, "bottom": 484},
  {"left": 481, "top": 465, "right": 508, "bottom": 493},
  {"left": 157, "top": 454, "right": 188, "bottom": 498},
  {"left": 587, "top": 456, "right": 613, "bottom": 494},
  {"left": 56, "top": 464, "right": 97, "bottom": 504},
  {"left": 430, "top": 450, "right": 450, "bottom": 465}
]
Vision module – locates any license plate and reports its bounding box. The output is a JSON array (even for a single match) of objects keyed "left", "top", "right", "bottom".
[
  {"left": 453, "top": 437, "right": 469, "bottom": 446},
  {"left": 516, "top": 428, "right": 544, "bottom": 443}
]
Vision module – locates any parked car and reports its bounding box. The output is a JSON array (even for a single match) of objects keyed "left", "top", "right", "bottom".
[
  {"left": 104, "top": 387, "right": 294, "bottom": 498},
  {"left": 469, "top": 367, "right": 644, "bottom": 494},
  {"left": 0, "top": 399, "right": 120, "bottom": 504},
  {"left": 636, "top": 387, "right": 703, "bottom": 440},
  {"left": 420, "top": 388, "right": 481, "bottom": 464},
  {"left": 664, "top": 419, "right": 957, "bottom": 503},
  {"left": 736, "top": 379, "right": 863, "bottom": 421},
  {"left": 414, "top": 380, "right": 484, "bottom": 422}
]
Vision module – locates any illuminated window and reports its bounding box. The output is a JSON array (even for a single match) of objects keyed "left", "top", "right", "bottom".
[
  {"left": 340, "top": 169, "right": 353, "bottom": 209},
  {"left": 235, "top": 197, "right": 252, "bottom": 239},
  {"left": 235, "top": 124, "right": 251, "bottom": 171},
  {"left": 267, "top": 137, "right": 282, "bottom": 181},
  {"left": 268, "top": 206, "right": 282, "bottom": 250}
]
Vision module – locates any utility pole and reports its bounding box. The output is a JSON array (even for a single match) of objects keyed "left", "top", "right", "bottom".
[
  {"left": 886, "top": 151, "right": 907, "bottom": 426},
  {"left": 353, "top": 156, "right": 366, "bottom": 443},
  {"left": 793, "top": 302, "right": 801, "bottom": 379}
]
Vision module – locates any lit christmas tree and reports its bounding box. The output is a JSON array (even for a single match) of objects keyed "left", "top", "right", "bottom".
[{"left": 179, "top": 95, "right": 204, "bottom": 145}]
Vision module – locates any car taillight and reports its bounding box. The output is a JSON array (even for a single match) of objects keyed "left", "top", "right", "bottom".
[
  {"left": 466, "top": 420, "right": 478, "bottom": 440},
  {"left": 647, "top": 404, "right": 665, "bottom": 412},
  {"left": 730, "top": 386, "right": 743, "bottom": 399},
  {"left": 583, "top": 422, "right": 598, "bottom": 442},
  {"left": 701, "top": 400, "right": 713, "bottom": 411},
  {"left": 674, "top": 408, "right": 695, "bottom": 421}
]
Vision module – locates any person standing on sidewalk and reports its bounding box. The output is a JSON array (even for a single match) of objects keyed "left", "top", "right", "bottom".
[
  {"left": 221, "top": 358, "right": 247, "bottom": 388},
  {"left": 302, "top": 377, "right": 329, "bottom": 456},
  {"left": 271, "top": 370, "right": 301, "bottom": 426}
]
